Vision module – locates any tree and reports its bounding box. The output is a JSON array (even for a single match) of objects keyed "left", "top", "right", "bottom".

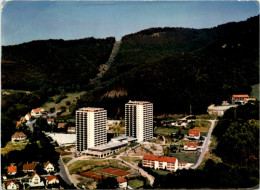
[{"left": 97, "top": 177, "right": 118, "bottom": 189}]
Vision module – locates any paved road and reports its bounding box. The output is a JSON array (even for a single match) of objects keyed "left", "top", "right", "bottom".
[
  {"left": 191, "top": 119, "right": 217, "bottom": 169},
  {"left": 58, "top": 157, "right": 73, "bottom": 186}
]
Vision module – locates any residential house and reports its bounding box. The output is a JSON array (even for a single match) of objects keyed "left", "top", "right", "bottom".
[
  {"left": 20, "top": 116, "right": 26, "bottom": 123},
  {"left": 58, "top": 123, "right": 67, "bottom": 129},
  {"left": 44, "top": 161, "right": 55, "bottom": 173},
  {"left": 7, "top": 165, "right": 17, "bottom": 175},
  {"left": 25, "top": 113, "right": 31, "bottom": 121},
  {"left": 178, "top": 162, "right": 192, "bottom": 170},
  {"left": 4, "top": 179, "right": 19, "bottom": 190},
  {"left": 185, "top": 129, "right": 200, "bottom": 140},
  {"left": 67, "top": 127, "right": 76, "bottom": 133},
  {"left": 143, "top": 154, "right": 178, "bottom": 172},
  {"left": 23, "top": 163, "right": 35, "bottom": 173},
  {"left": 232, "top": 94, "right": 249, "bottom": 104},
  {"left": 2, "top": 174, "right": 7, "bottom": 180},
  {"left": 11, "top": 132, "right": 27, "bottom": 143},
  {"left": 184, "top": 142, "right": 198, "bottom": 151},
  {"left": 16, "top": 121, "right": 21, "bottom": 128},
  {"left": 117, "top": 176, "right": 127, "bottom": 189},
  {"left": 31, "top": 108, "right": 45, "bottom": 118},
  {"left": 244, "top": 97, "right": 257, "bottom": 103},
  {"left": 28, "top": 172, "right": 44, "bottom": 187},
  {"left": 47, "top": 118, "right": 55, "bottom": 125},
  {"left": 45, "top": 175, "right": 59, "bottom": 186}
]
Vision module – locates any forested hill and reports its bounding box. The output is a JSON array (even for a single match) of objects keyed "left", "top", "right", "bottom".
[
  {"left": 2, "top": 37, "right": 115, "bottom": 92},
  {"left": 78, "top": 16, "right": 259, "bottom": 117}
]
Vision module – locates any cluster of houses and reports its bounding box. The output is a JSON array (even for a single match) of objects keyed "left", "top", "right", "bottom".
[{"left": 3, "top": 161, "right": 59, "bottom": 189}]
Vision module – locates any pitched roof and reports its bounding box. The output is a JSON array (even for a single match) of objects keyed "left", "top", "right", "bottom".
[
  {"left": 46, "top": 175, "right": 59, "bottom": 182},
  {"left": 68, "top": 127, "right": 76, "bottom": 130},
  {"left": 117, "top": 176, "right": 127, "bottom": 183},
  {"left": 30, "top": 172, "right": 40, "bottom": 179},
  {"left": 16, "top": 121, "right": 21, "bottom": 128},
  {"left": 232, "top": 94, "right": 249, "bottom": 98},
  {"left": 26, "top": 113, "right": 31, "bottom": 118},
  {"left": 189, "top": 129, "right": 200, "bottom": 137},
  {"left": 47, "top": 118, "right": 54, "bottom": 121},
  {"left": 58, "top": 123, "right": 67, "bottom": 128},
  {"left": 8, "top": 166, "right": 17, "bottom": 173},
  {"left": 178, "top": 162, "right": 187, "bottom": 165},
  {"left": 44, "top": 161, "right": 53, "bottom": 168},
  {"left": 143, "top": 155, "right": 177, "bottom": 163},
  {"left": 12, "top": 132, "right": 27, "bottom": 138},
  {"left": 20, "top": 116, "right": 26, "bottom": 122},
  {"left": 32, "top": 108, "right": 44, "bottom": 112},
  {"left": 187, "top": 142, "right": 197, "bottom": 148},
  {"left": 23, "top": 163, "right": 35, "bottom": 170},
  {"left": 6, "top": 179, "right": 16, "bottom": 187}
]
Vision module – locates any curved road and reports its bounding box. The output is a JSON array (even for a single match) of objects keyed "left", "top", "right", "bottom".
[{"left": 191, "top": 119, "right": 217, "bottom": 169}]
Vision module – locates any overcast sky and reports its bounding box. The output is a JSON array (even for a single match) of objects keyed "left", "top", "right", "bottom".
[{"left": 1, "top": 1, "right": 259, "bottom": 45}]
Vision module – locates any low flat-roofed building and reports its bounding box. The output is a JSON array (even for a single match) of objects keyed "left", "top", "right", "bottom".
[
  {"left": 45, "top": 133, "right": 76, "bottom": 146},
  {"left": 207, "top": 104, "right": 238, "bottom": 116},
  {"left": 86, "top": 135, "right": 137, "bottom": 158}
]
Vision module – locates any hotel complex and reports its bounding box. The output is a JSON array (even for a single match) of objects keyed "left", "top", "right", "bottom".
[
  {"left": 125, "top": 101, "right": 153, "bottom": 142},
  {"left": 76, "top": 107, "right": 107, "bottom": 152}
]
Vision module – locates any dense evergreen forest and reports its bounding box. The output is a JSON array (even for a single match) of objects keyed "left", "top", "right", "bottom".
[{"left": 2, "top": 37, "right": 115, "bottom": 91}]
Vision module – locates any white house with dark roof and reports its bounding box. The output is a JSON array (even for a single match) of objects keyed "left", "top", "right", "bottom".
[{"left": 44, "top": 161, "right": 55, "bottom": 173}]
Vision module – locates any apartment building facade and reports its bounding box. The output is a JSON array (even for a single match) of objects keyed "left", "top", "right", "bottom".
[
  {"left": 143, "top": 155, "right": 178, "bottom": 172},
  {"left": 125, "top": 101, "right": 153, "bottom": 142},
  {"left": 76, "top": 107, "right": 107, "bottom": 152}
]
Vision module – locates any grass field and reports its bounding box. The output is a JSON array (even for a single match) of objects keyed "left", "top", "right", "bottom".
[
  {"left": 250, "top": 83, "right": 259, "bottom": 100},
  {"left": 196, "top": 114, "right": 217, "bottom": 120},
  {"left": 62, "top": 157, "right": 73, "bottom": 164},
  {"left": 68, "top": 159, "right": 130, "bottom": 175},
  {"left": 128, "top": 179, "right": 144, "bottom": 189},
  {"left": 1, "top": 141, "right": 29, "bottom": 155},
  {"left": 150, "top": 168, "right": 171, "bottom": 176},
  {"left": 56, "top": 147, "right": 72, "bottom": 156},
  {"left": 170, "top": 153, "right": 200, "bottom": 163},
  {"left": 41, "top": 91, "right": 85, "bottom": 115},
  {"left": 155, "top": 127, "right": 189, "bottom": 135},
  {"left": 193, "top": 121, "right": 211, "bottom": 132},
  {"left": 120, "top": 156, "right": 142, "bottom": 164}
]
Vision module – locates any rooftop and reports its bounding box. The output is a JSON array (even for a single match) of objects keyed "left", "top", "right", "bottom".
[
  {"left": 127, "top": 100, "right": 152, "bottom": 105},
  {"left": 77, "top": 107, "right": 105, "bottom": 112},
  {"left": 232, "top": 94, "right": 249, "bottom": 98},
  {"left": 143, "top": 154, "right": 177, "bottom": 163}
]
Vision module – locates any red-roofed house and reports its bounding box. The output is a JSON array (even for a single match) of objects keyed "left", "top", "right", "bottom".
[
  {"left": 4, "top": 179, "right": 19, "bottom": 189},
  {"left": 7, "top": 166, "right": 17, "bottom": 175},
  {"left": 67, "top": 127, "right": 76, "bottom": 133},
  {"left": 47, "top": 118, "right": 55, "bottom": 125},
  {"left": 117, "top": 176, "right": 127, "bottom": 189},
  {"left": 184, "top": 142, "right": 198, "bottom": 151},
  {"left": 20, "top": 116, "right": 26, "bottom": 123},
  {"left": 11, "top": 132, "right": 27, "bottom": 142},
  {"left": 31, "top": 108, "right": 45, "bottom": 118},
  {"left": 58, "top": 123, "right": 67, "bottom": 129},
  {"left": 16, "top": 121, "right": 21, "bottom": 128},
  {"left": 23, "top": 163, "right": 35, "bottom": 173},
  {"left": 28, "top": 172, "right": 44, "bottom": 187},
  {"left": 25, "top": 113, "right": 31, "bottom": 121},
  {"left": 185, "top": 129, "right": 200, "bottom": 140},
  {"left": 44, "top": 161, "right": 55, "bottom": 173},
  {"left": 46, "top": 175, "right": 59, "bottom": 185},
  {"left": 143, "top": 155, "right": 178, "bottom": 172},
  {"left": 232, "top": 94, "right": 249, "bottom": 103}
]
